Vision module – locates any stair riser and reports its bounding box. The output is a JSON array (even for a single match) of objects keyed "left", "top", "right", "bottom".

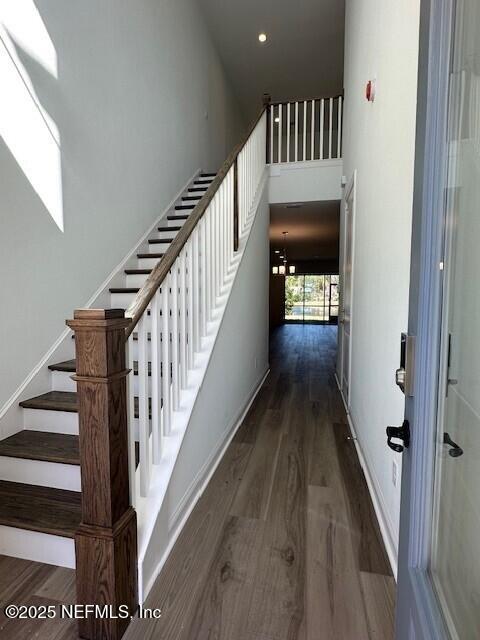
[
  {"left": 138, "top": 257, "right": 162, "bottom": 270},
  {"left": 0, "top": 526, "right": 75, "bottom": 569},
  {"left": 0, "top": 456, "right": 81, "bottom": 492},
  {"left": 149, "top": 242, "right": 172, "bottom": 254},
  {"left": 23, "top": 408, "right": 79, "bottom": 435},
  {"left": 126, "top": 273, "right": 149, "bottom": 288},
  {"left": 181, "top": 198, "right": 201, "bottom": 206},
  {"left": 157, "top": 229, "right": 179, "bottom": 240},
  {"left": 23, "top": 408, "right": 145, "bottom": 440},
  {"left": 167, "top": 217, "right": 187, "bottom": 228},
  {"left": 51, "top": 370, "right": 76, "bottom": 393},
  {"left": 110, "top": 292, "right": 139, "bottom": 309}
]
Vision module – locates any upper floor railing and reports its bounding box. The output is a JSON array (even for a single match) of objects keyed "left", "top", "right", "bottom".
[{"left": 267, "top": 95, "right": 343, "bottom": 164}]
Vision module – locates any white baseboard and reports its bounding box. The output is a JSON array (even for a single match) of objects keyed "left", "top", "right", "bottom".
[
  {"left": 142, "top": 367, "right": 270, "bottom": 603},
  {"left": 334, "top": 374, "right": 398, "bottom": 580}
]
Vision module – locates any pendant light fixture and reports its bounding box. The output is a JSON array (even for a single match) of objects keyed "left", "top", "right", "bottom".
[{"left": 272, "top": 231, "right": 296, "bottom": 275}]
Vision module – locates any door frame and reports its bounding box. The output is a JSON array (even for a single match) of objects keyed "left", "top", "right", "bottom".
[
  {"left": 338, "top": 171, "right": 356, "bottom": 410},
  {"left": 395, "top": 0, "right": 455, "bottom": 636}
]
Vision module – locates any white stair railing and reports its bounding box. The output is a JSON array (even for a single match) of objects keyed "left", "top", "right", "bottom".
[
  {"left": 268, "top": 95, "right": 343, "bottom": 164},
  {"left": 124, "top": 110, "right": 267, "bottom": 499}
]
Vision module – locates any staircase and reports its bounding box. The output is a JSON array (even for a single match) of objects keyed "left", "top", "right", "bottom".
[{"left": 0, "top": 173, "right": 216, "bottom": 567}]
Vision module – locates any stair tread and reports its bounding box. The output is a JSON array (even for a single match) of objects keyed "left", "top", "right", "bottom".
[
  {"left": 48, "top": 359, "right": 76, "bottom": 373},
  {"left": 167, "top": 214, "right": 188, "bottom": 220},
  {"left": 194, "top": 179, "right": 213, "bottom": 184},
  {"left": 0, "top": 480, "right": 81, "bottom": 538},
  {"left": 137, "top": 253, "right": 164, "bottom": 259},
  {"left": 200, "top": 173, "right": 216, "bottom": 177},
  {"left": 148, "top": 238, "right": 173, "bottom": 244},
  {"left": 188, "top": 187, "right": 208, "bottom": 192},
  {"left": 110, "top": 287, "right": 140, "bottom": 294},
  {"left": 182, "top": 196, "right": 202, "bottom": 201},
  {"left": 158, "top": 226, "right": 181, "bottom": 232},
  {"left": 175, "top": 204, "right": 195, "bottom": 210},
  {"left": 124, "top": 269, "right": 152, "bottom": 275},
  {"left": 20, "top": 391, "right": 78, "bottom": 413},
  {"left": 0, "top": 430, "right": 79, "bottom": 465}
]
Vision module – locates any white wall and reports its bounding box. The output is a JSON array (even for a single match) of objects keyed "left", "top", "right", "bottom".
[
  {"left": 140, "top": 182, "right": 270, "bottom": 598},
  {"left": 269, "top": 160, "right": 343, "bottom": 204},
  {"left": 0, "top": 0, "right": 244, "bottom": 413},
  {"left": 341, "top": 0, "right": 421, "bottom": 567}
]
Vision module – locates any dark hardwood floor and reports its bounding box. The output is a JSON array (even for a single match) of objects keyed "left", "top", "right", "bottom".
[{"left": 0, "top": 324, "right": 395, "bottom": 640}]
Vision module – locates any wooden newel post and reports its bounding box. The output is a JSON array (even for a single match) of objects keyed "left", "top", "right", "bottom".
[{"left": 66, "top": 309, "right": 138, "bottom": 640}]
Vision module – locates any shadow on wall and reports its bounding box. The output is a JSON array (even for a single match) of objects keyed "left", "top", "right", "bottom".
[{"left": 0, "top": 0, "right": 244, "bottom": 414}]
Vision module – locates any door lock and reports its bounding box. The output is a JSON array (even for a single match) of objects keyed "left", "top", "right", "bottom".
[{"left": 386, "top": 420, "right": 410, "bottom": 453}]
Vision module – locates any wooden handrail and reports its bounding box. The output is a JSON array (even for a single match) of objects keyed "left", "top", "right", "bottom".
[
  {"left": 269, "top": 93, "right": 344, "bottom": 106},
  {"left": 124, "top": 104, "right": 266, "bottom": 339}
]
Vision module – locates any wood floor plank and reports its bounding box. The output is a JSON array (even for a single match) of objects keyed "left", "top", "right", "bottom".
[
  {"left": 305, "top": 485, "right": 370, "bottom": 639},
  {"left": 333, "top": 422, "right": 392, "bottom": 576},
  {"left": 245, "top": 415, "right": 307, "bottom": 639},
  {"left": 359, "top": 572, "right": 396, "bottom": 639},
  {"left": 230, "top": 409, "right": 283, "bottom": 520},
  {"left": 185, "top": 515, "right": 264, "bottom": 639}
]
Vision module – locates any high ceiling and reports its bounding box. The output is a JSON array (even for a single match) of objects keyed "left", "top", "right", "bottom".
[
  {"left": 198, "top": 0, "right": 345, "bottom": 119},
  {"left": 270, "top": 201, "right": 340, "bottom": 262}
]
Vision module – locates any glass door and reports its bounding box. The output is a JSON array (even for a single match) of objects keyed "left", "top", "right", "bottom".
[
  {"left": 429, "top": 0, "right": 480, "bottom": 635},
  {"left": 284, "top": 275, "right": 339, "bottom": 323}
]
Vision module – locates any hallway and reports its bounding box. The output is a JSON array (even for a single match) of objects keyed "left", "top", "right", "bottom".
[{"left": 126, "top": 324, "right": 396, "bottom": 639}]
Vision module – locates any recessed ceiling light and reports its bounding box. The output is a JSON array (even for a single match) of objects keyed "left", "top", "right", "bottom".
[
  {"left": 274, "top": 117, "right": 280, "bottom": 123},
  {"left": 258, "top": 33, "right": 267, "bottom": 43},
  {"left": 275, "top": 250, "right": 280, "bottom": 253}
]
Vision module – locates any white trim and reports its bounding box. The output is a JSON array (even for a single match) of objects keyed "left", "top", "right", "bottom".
[
  {"left": 341, "top": 170, "right": 357, "bottom": 409},
  {"left": 0, "top": 525, "right": 75, "bottom": 568},
  {"left": 141, "top": 366, "right": 269, "bottom": 603},
  {"left": 335, "top": 372, "right": 398, "bottom": 579},
  {"left": 0, "top": 168, "right": 201, "bottom": 436}
]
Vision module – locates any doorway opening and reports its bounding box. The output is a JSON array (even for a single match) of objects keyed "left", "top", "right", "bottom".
[{"left": 284, "top": 274, "right": 339, "bottom": 323}]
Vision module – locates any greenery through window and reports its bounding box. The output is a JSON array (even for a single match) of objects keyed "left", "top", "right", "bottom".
[{"left": 285, "top": 275, "right": 339, "bottom": 323}]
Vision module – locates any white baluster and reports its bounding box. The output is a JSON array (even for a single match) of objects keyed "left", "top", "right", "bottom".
[
  {"left": 200, "top": 218, "right": 207, "bottom": 338},
  {"left": 329, "top": 97, "right": 333, "bottom": 159},
  {"left": 171, "top": 266, "right": 180, "bottom": 410},
  {"left": 151, "top": 289, "right": 161, "bottom": 464},
  {"left": 126, "top": 335, "right": 136, "bottom": 506},
  {"left": 188, "top": 237, "right": 195, "bottom": 366},
  {"left": 311, "top": 100, "right": 315, "bottom": 160},
  {"left": 319, "top": 99, "right": 325, "bottom": 160},
  {"left": 270, "top": 104, "right": 274, "bottom": 163},
  {"left": 278, "top": 103, "right": 282, "bottom": 164},
  {"left": 161, "top": 273, "right": 171, "bottom": 435},
  {"left": 303, "top": 100, "right": 307, "bottom": 161},
  {"left": 138, "top": 314, "right": 150, "bottom": 497},
  {"left": 179, "top": 250, "right": 187, "bottom": 389},
  {"left": 295, "top": 102, "right": 299, "bottom": 162},
  {"left": 337, "top": 96, "right": 343, "bottom": 158}
]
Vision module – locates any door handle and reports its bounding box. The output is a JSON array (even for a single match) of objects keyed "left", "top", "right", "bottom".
[
  {"left": 443, "top": 432, "right": 463, "bottom": 458},
  {"left": 386, "top": 420, "right": 410, "bottom": 453}
]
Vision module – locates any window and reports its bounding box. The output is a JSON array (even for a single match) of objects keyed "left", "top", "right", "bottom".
[{"left": 285, "top": 274, "right": 339, "bottom": 323}]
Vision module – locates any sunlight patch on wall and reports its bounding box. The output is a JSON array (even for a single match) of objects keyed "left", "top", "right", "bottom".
[{"left": 0, "top": 1, "right": 63, "bottom": 230}]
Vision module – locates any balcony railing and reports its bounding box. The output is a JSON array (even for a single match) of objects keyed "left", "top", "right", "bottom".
[{"left": 267, "top": 95, "right": 343, "bottom": 164}]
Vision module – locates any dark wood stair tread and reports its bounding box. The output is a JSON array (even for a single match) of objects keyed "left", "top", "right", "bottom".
[
  {"left": 137, "top": 252, "right": 164, "bottom": 259},
  {"left": 200, "top": 173, "right": 216, "bottom": 178},
  {"left": 149, "top": 238, "right": 173, "bottom": 244},
  {"left": 124, "top": 269, "right": 152, "bottom": 275},
  {"left": 20, "top": 391, "right": 78, "bottom": 413},
  {"left": 182, "top": 195, "right": 202, "bottom": 201},
  {"left": 21, "top": 391, "right": 152, "bottom": 419},
  {"left": 188, "top": 187, "right": 208, "bottom": 192},
  {"left": 110, "top": 287, "right": 140, "bottom": 294},
  {"left": 194, "top": 179, "right": 213, "bottom": 185},
  {"left": 48, "top": 360, "right": 76, "bottom": 373},
  {"left": 175, "top": 204, "right": 195, "bottom": 210},
  {"left": 0, "top": 431, "right": 79, "bottom": 465},
  {"left": 158, "top": 226, "right": 181, "bottom": 232},
  {"left": 0, "top": 480, "right": 81, "bottom": 538},
  {"left": 167, "top": 214, "right": 188, "bottom": 221}
]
